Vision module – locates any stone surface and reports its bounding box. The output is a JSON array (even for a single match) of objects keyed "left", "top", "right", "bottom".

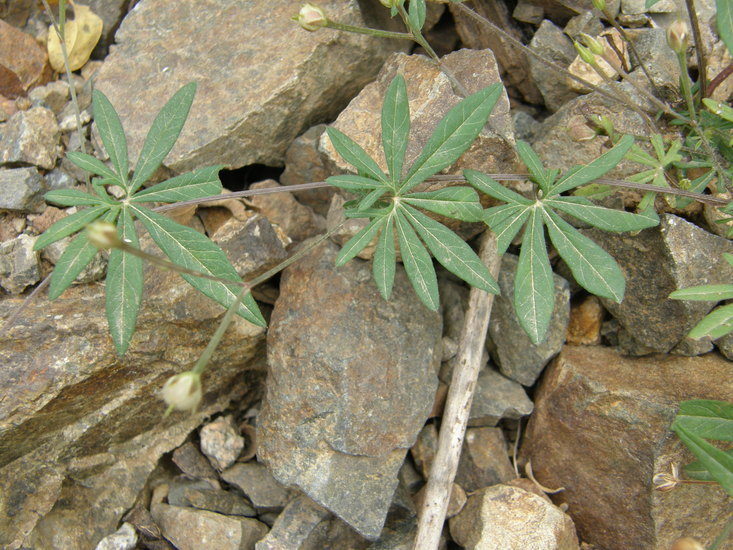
[
  {"left": 566, "top": 295, "right": 604, "bottom": 346},
  {"left": 168, "top": 479, "right": 256, "bottom": 517},
  {"left": 584, "top": 214, "right": 733, "bottom": 353},
  {"left": 94, "top": 0, "right": 406, "bottom": 173},
  {"left": 84, "top": 0, "right": 132, "bottom": 58},
  {"left": 255, "top": 495, "right": 330, "bottom": 550},
  {"left": 0, "top": 19, "right": 51, "bottom": 98},
  {"left": 468, "top": 367, "right": 534, "bottom": 427},
  {"left": 488, "top": 253, "right": 570, "bottom": 386},
  {"left": 42, "top": 234, "right": 108, "bottom": 283},
  {"left": 249, "top": 180, "right": 325, "bottom": 245},
  {"left": 151, "top": 503, "right": 268, "bottom": 550},
  {"left": 0, "top": 234, "right": 40, "bottom": 294},
  {"left": 449, "top": 484, "right": 580, "bottom": 550},
  {"left": 0, "top": 106, "right": 60, "bottom": 169},
  {"left": 29, "top": 80, "right": 71, "bottom": 115},
  {"left": 258, "top": 239, "right": 442, "bottom": 539},
  {"left": 629, "top": 28, "right": 680, "bottom": 102},
  {"left": 520, "top": 346, "right": 733, "bottom": 550},
  {"left": 529, "top": 20, "right": 579, "bottom": 112},
  {"left": 94, "top": 522, "right": 138, "bottom": 550},
  {"left": 622, "top": 0, "right": 676, "bottom": 13},
  {"left": 200, "top": 415, "right": 245, "bottom": 471},
  {"left": 221, "top": 462, "right": 290, "bottom": 511},
  {"left": 0, "top": 166, "right": 45, "bottom": 213},
  {"left": 172, "top": 441, "right": 219, "bottom": 481}
]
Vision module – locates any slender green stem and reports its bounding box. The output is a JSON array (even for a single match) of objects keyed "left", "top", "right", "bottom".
[
  {"left": 325, "top": 20, "right": 412, "bottom": 40},
  {"left": 676, "top": 50, "right": 697, "bottom": 122}
]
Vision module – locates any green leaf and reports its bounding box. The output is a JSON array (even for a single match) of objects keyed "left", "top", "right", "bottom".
[
  {"left": 335, "top": 216, "right": 389, "bottom": 266},
  {"left": 674, "top": 400, "right": 733, "bottom": 441},
  {"left": 130, "top": 82, "right": 197, "bottom": 193},
  {"left": 401, "top": 83, "right": 503, "bottom": 193},
  {"left": 67, "top": 151, "right": 120, "bottom": 182},
  {"left": 550, "top": 135, "right": 635, "bottom": 195},
  {"left": 401, "top": 204, "right": 498, "bottom": 293},
  {"left": 34, "top": 205, "right": 110, "bottom": 250},
  {"left": 395, "top": 209, "right": 439, "bottom": 311},
  {"left": 44, "top": 189, "right": 114, "bottom": 207},
  {"left": 724, "top": 253, "right": 733, "bottom": 268},
  {"left": 543, "top": 208, "right": 625, "bottom": 302},
  {"left": 464, "top": 169, "right": 532, "bottom": 205},
  {"left": 408, "top": 0, "right": 426, "bottom": 31},
  {"left": 645, "top": 0, "right": 662, "bottom": 8},
  {"left": 544, "top": 197, "right": 659, "bottom": 232},
  {"left": 670, "top": 284, "right": 733, "bottom": 302},
  {"left": 327, "top": 127, "right": 389, "bottom": 185},
  {"left": 516, "top": 140, "right": 552, "bottom": 192},
  {"left": 402, "top": 186, "right": 484, "bottom": 222},
  {"left": 327, "top": 174, "right": 384, "bottom": 192},
  {"left": 704, "top": 98, "right": 733, "bottom": 124},
  {"left": 106, "top": 208, "right": 143, "bottom": 355},
  {"left": 672, "top": 422, "right": 733, "bottom": 497},
  {"left": 357, "top": 186, "right": 389, "bottom": 211},
  {"left": 484, "top": 203, "right": 530, "bottom": 255},
  {"left": 514, "top": 208, "right": 554, "bottom": 344},
  {"left": 685, "top": 449, "right": 733, "bottom": 481},
  {"left": 130, "top": 205, "right": 265, "bottom": 327},
  {"left": 688, "top": 303, "right": 733, "bottom": 340},
  {"left": 373, "top": 214, "right": 396, "bottom": 300},
  {"left": 718, "top": 0, "right": 733, "bottom": 57},
  {"left": 131, "top": 165, "right": 223, "bottom": 203},
  {"left": 93, "top": 89, "right": 129, "bottom": 187},
  {"left": 382, "top": 75, "right": 410, "bottom": 185}
]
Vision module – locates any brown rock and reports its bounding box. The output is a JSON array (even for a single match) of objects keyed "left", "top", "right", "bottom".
[
  {"left": 29, "top": 206, "right": 67, "bottom": 235},
  {"left": 520, "top": 346, "right": 733, "bottom": 550},
  {"left": 172, "top": 441, "right": 218, "bottom": 482},
  {"left": 221, "top": 462, "right": 290, "bottom": 511},
  {"left": 249, "top": 180, "right": 325, "bottom": 245},
  {"left": 566, "top": 296, "right": 604, "bottom": 345},
  {"left": 0, "top": 20, "right": 52, "bottom": 98}
]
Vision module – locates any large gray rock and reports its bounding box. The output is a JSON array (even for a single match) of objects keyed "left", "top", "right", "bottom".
[
  {"left": 0, "top": 234, "right": 40, "bottom": 294},
  {"left": 258, "top": 240, "right": 442, "bottom": 539},
  {"left": 468, "top": 367, "right": 534, "bottom": 427},
  {"left": 629, "top": 28, "right": 680, "bottom": 102},
  {"left": 521, "top": 346, "right": 733, "bottom": 550},
  {"left": 529, "top": 20, "right": 579, "bottom": 112},
  {"left": 584, "top": 214, "right": 733, "bottom": 353},
  {"left": 0, "top": 167, "right": 45, "bottom": 212},
  {"left": 94, "top": 0, "right": 407, "bottom": 173},
  {"left": 0, "top": 106, "right": 59, "bottom": 169}
]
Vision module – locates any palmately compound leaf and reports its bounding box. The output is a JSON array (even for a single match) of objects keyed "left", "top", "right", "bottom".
[
  {"left": 373, "top": 213, "right": 396, "bottom": 300},
  {"left": 687, "top": 303, "right": 733, "bottom": 340},
  {"left": 514, "top": 207, "right": 554, "bottom": 344},
  {"left": 395, "top": 209, "right": 439, "bottom": 311},
  {"left": 516, "top": 140, "right": 552, "bottom": 193},
  {"left": 130, "top": 82, "right": 197, "bottom": 193},
  {"left": 382, "top": 75, "right": 410, "bottom": 186},
  {"left": 131, "top": 165, "right": 224, "bottom": 203},
  {"left": 33, "top": 205, "right": 110, "bottom": 250},
  {"left": 672, "top": 422, "right": 733, "bottom": 497},
  {"left": 544, "top": 196, "right": 659, "bottom": 232},
  {"left": 335, "top": 216, "right": 389, "bottom": 266},
  {"left": 327, "top": 174, "right": 385, "bottom": 192},
  {"left": 327, "top": 127, "right": 389, "bottom": 185},
  {"left": 67, "top": 151, "right": 120, "bottom": 183},
  {"left": 401, "top": 204, "right": 498, "bottom": 293},
  {"left": 483, "top": 203, "right": 531, "bottom": 256},
  {"left": 92, "top": 89, "right": 129, "bottom": 188},
  {"left": 400, "top": 83, "right": 503, "bottom": 193},
  {"left": 106, "top": 207, "right": 143, "bottom": 355},
  {"left": 543, "top": 208, "right": 625, "bottom": 302},
  {"left": 43, "top": 188, "right": 115, "bottom": 207},
  {"left": 402, "top": 187, "right": 484, "bottom": 222},
  {"left": 674, "top": 400, "right": 733, "bottom": 441},
  {"left": 464, "top": 170, "right": 532, "bottom": 205},
  {"left": 130, "top": 204, "right": 265, "bottom": 327}
]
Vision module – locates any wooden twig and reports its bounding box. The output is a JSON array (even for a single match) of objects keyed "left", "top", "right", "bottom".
[{"left": 413, "top": 231, "right": 502, "bottom": 550}]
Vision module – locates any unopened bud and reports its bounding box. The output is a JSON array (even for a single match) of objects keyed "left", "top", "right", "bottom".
[
  {"left": 574, "top": 41, "right": 597, "bottom": 66},
  {"left": 591, "top": 0, "right": 606, "bottom": 11},
  {"left": 87, "top": 221, "right": 120, "bottom": 250},
  {"left": 667, "top": 20, "right": 690, "bottom": 54},
  {"left": 580, "top": 33, "right": 604, "bottom": 56},
  {"left": 294, "top": 3, "right": 327, "bottom": 32},
  {"left": 162, "top": 371, "right": 202, "bottom": 413}
]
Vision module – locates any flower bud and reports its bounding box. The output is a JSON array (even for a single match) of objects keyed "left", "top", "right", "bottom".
[
  {"left": 591, "top": 0, "right": 606, "bottom": 11},
  {"left": 161, "top": 371, "right": 202, "bottom": 413},
  {"left": 580, "top": 33, "right": 604, "bottom": 56},
  {"left": 294, "top": 3, "right": 327, "bottom": 32},
  {"left": 667, "top": 20, "right": 690, "bottom": 54},
  {"left": 87, "top": 221, "right": 121, "bottom": 250},
  {"left": 573, "top": 41, "right": 597, "bottom": 66}
]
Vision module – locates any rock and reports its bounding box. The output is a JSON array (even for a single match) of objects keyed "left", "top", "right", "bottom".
[
  {"left": 0, "top": 234, "right": 40, "bottom": 294},
  {"left": 629, "top": 28, "right": 680, "bottom": 102},
  {"left": 0, "top": 212, "right": 26, "bottom": 242},
  {"left": 520, "top": 345, "right": 733, "bottom": 550},
  {"left": 511, "top": 110, "right": 540, "bottom": 141},
  {"left": 45, "top": 167, "right": 78, "bottom": 190},
  {"left": 172, "top": 441, "right": 219, "bottom": 482},
  {"left": 84, "top": 0, "right": 132, "bottom": 58},
  {"left": 29, "top": 205, "right": 67, "bottom": 234},
  {"left": 706, "top": 40, "right": 733, "bottom": 103},
  {"left": 411, "top": 423, "right": 439, "bottom": 479},
  {"left": 449, "top": 484, "right": 580, "bottom": 550},
  {"left": 415, "top": 483, "right": 466, "bottom": 519},
  {"left": 715, "top": 332, "right": 733, "bottom": 360},
  {"left": 41, "top": 234, "right": 108, "bottom": 283},
  {"left": 513, "top": 0, "right": 544, "bottom": 25},
  {"left": 0, "top": 106, "right": 60, "bottom": 169},
  {"left": 94, "top": 0, "right": 407, "bottom": 173},
  {"left": 583, "top": 214, "right": 733, "bottom": 353},
  {"left": 168, "top": 479, "right": 256, "bottom": 517},
  {"left": 522, "top": 0, "right": 620, "bottom": 22},
  {"left": 258, "top": 239, "right": 442, "bottom": 539},
  {"left": 567, "top": 29, "right": 627, "bottom": 94},
  {"left": 622, "top": 0, "right": 676, "bottom": 13},
  {"left": 249, "top": 180, "right": 325, "bottom": 245},
  {"left": 0, "top": 166, "right": 45, "bottom": 212},
  {"left": 151, "top": 503, "right": 268, "bottom": 550},
  {"left": 456, "top": 427, "right": 517, "bottom": 493},
  {"left": 0, "top": 20, "right": 52, "bottom": 98},
  {"left": 200, "top": 415, "right": 245, "bottom": 471},
  {"left": 28, "top": 80, "right": 71, "bottom": 114},
  {"left": 566, "top": 295, "right": 604, "bottom": 345},
  {"left": 221, "top": 462, "right": 290, "bottom": 512},
  {"left": 255, "top": 495, "right": 330, "bottom": 550},
  {"left": 468, "top": 367, "right": 534, "bottom": 427},
  {"left": 488, "top": 253, "right": 570, "bottom": 386},
  {"left": 528, "top": 20, "right": 579, "bottom": 112},
  {"left": 563, "top": 13, "right": 604, "bottom": 40},
  {"left": 325, "top": 194, "right": 372, "bottom": 259},
  {"left": 94, "top": 522, "right": 138, "bottom": 550}
]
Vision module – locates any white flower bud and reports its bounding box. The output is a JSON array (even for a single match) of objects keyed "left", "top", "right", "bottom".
[
  {"left": 161, "top": 371, "right": 202, "bottom": 413},
  {"left": 667, "top": 20, "right": 690, "bottom": 54},
  {"left": 87, "top": 221, "right": 121, "bottom": 250},
  {"left": 295, "top": 3, "right": 328, "bottom": 32}
]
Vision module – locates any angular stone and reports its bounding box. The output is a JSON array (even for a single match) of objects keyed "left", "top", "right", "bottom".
[
  {"left": 622, "top": 0, "right": 676, "bottom": 13},
  {"left": 456, "top": 427, "right": 517, "bottom": 493},
  {"left": 520, "top": 346, "right": 733, "bottom": 550},
  {"left": 566, "top": 295, "right": 604, "bottom": 346},
  {"left": 0, "top": 19, "right": 52, "bottom": 98},
  {"left": 449, "top": 484, "right": 580, "bottom": 550},
  {"left": 221, "top": 462, "right": 290, "bottom": 511},
  {"left": 255, "top": 495, "right": 330, "bottom": 550},
  {"left": 151, "top": 503, "right": 268, "bottom": 550},
  {"left": 84, "top": 0, "right": 132, "bottom": 57},
  {"left": 529, "top": 20, "right": 579, "bottom": 112},
  {"left": 172, "top": 441, "right": 218, "bottom": 481},
  {"left": 249, "top": 180, "right": 325, "bottom": 245},
  {"left": 629, "top": 28, "right": 680, "bottom": 102},
  {"left": 0, "top": 106, "right": 60, "bottom": 169},
  {"left": 584, "top": 214, "right": 733, "bottom": 353},
  {"left": 468, "top": 367, "right": 534, "bottom": 427},
  {"left": 488, "top": 254, "right": 570, "bottom": 386},
  {"left": 42, "top": 234, "right": 108, "bottom": 284},
  {"left": 29, "top": 80, "right": 71, "bottom": 115},
  {"left": 94, "top": 0, "right": 406, "bottom": 173},
  {"left": 168, "top": 479, "right": 256, "bottom": 517},
  {"left": 93, "top": 522, "right": 138, "bottom": 550},
  {"left": 0, "top": 234, "right": 40, "bottom": 294},
  {"left": 0, "top": 166, "right": 45, "bottom": 212},
  {"left": 258, "top": 240, "right": 442, "bottom": 539},
  {"left": 200, "top": 415, "right": 245, "bottom": 471}
]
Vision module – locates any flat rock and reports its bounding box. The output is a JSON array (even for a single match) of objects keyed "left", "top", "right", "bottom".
[
  {"left": 258, "top": 239, "right": 442, "bottom": 539},
  {"left": 168, "top": 479, "right": 256, "bottom": 517},
  {"left": 528, "top": 20, "right": 579, "bottom": 112},
  {"left": 584, "top": 214, "right": 733, "bottom": 353},
  {"left": 93, "top": 522, "right": 137, "bottom": 550},
  {"left": 520, "top": 345, "right": 733, "bottom": 550},
  {"left": 172, "top": 441, "right": 218, "bottom": 481},
  {"left": 0, "top": 106, "right": 60, "bottom": 169},
  {"left": 255, "top": 495, "right": 330, "bottom": 550},
  {"left": 249, "top": 180, "right": 325, "bottom": 245},
  {"left": 221, "top": 462, "right": 290, "bottom": 511},
  {"left": 0, "top": 234, "right": 40, "bottom": 294},
  {"left": 488, "top": 253, "right": 570, "bottom": 386},
  {"left": 0, "top": 166, "right": 45, "bottom": 213},
  {"left": 0, "top": 20, "right": 52, "bottom": 98},
  {"left": 94, "top": 0, "right": 406, "bottom": 173},
  {"left": 449, "top": 484, "right": 580, "bottom": 550},
  {"left": 628, "top": 28, "right": 680, "bottom": 102},
  {"left": 468, "top": 367, "right": 534, "bottom": 427},
  {"left": 456, "top": 427, "right": 517, "bottom": 493}
]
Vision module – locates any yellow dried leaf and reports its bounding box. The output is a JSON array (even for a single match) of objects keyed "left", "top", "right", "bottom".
[{"left": 47, "top": 2, "right": 102, "bottom": 72}]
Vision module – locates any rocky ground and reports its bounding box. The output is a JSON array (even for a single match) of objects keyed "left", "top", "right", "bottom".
[{"left": 0, "top": 0, "right": 732, "bottom": 549}]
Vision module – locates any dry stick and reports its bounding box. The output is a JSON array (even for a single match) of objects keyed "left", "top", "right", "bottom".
[{"left": 413, "top": 231, "right": 501, "bottom": 550}]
